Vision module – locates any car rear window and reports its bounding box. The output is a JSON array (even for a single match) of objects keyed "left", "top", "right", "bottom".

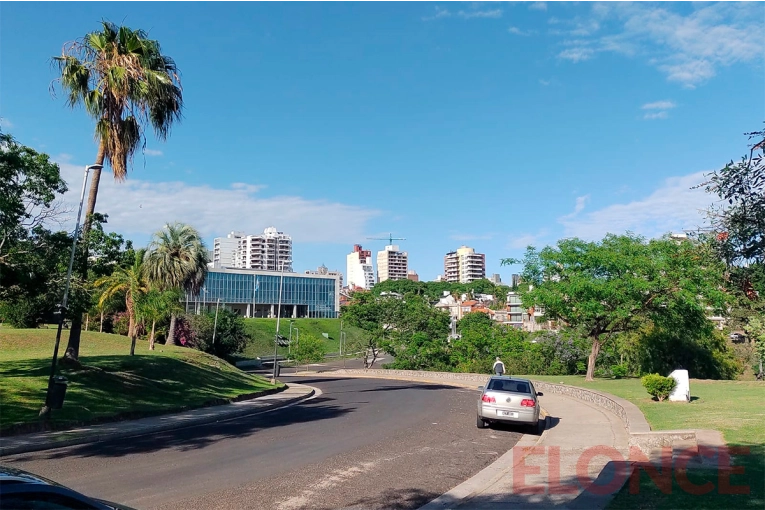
[{"left": 487, "top": 379, "right": 531, "bottom": 394}]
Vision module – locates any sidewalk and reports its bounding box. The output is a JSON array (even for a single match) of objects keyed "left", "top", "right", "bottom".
[
  {"left": 420, "top": 393, "right": 630, "bottom": 510},
  {"left": 0, "top": 383, "right": 315, "bottom": 458}
]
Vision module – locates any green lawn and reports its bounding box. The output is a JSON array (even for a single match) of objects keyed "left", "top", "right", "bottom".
[
  {"left": 0, "top": 328, "right": 281, "bottom": 435},
  {"left": 242, "top": 318, "right": 367, "bottom": 358},
  {"left": 522, "top": 375, "right": 764, "bottom": 509}
]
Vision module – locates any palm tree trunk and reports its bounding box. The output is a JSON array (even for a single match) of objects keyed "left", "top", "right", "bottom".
[
  {"left": 149, "top": 320, "right": 156, "bottom": 350},
  {"left": 63, "top": 141, "right": 106, "bottom": 362},
  {"left": 167, "top": 313, "right": 178, "bottom": 345},
  {"left": 128, "top": 307, "right": 137, "bottom": 356},
  {"left": 100, "top": 311, "right": 104, "bottom": 333}
]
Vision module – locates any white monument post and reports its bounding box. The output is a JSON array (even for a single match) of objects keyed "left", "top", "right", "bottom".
[{"left": 668, "top": 369, "right": 690, "bottom": 402}]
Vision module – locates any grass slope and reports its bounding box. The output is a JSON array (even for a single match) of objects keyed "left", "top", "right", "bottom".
[
  {"left": 0, "top": 329, "right": 280, "bottom": 434},
  {"left": 242, "top": 318, "right": 367, "bottom": 357},
  {"left": 524, "top": 375, "right": 764, "bottom": 509}
]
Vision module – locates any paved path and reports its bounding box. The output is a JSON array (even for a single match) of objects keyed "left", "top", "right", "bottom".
[{"left": 2, "top": 377, "right": 523, "bottom": 510}]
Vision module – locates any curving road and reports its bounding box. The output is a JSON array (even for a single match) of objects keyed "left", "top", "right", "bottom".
[{"left": 4, "top": 377, "right": 523, "bottom": 510}]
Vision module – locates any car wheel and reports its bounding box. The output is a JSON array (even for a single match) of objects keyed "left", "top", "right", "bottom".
[{"left": 476, "top": 415, "right": 487, "bottom": 428}]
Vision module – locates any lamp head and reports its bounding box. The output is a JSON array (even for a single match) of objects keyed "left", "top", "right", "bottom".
[{"left": 87, "top": 164, "right": 104, "bottom": 171}]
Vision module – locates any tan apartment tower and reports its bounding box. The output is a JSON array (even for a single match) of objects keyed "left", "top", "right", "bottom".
[
  {"left": 377, "top": 245, "right": 408, "bottom": 283},
  {"left": 444, "top": 245, "right": 486, "bottom": 283}
]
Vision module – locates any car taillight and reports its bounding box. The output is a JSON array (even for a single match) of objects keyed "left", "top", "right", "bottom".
[
  {"left": 481, "top": 395, "right": 495, "bottom": 403},
  {"left": 521, "top": 399, "right": 535, "bottom": 407}
]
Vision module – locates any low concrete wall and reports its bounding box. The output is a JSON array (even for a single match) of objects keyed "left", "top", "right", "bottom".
[{"left": 332, "top": 368, "right": 696, "bottom": 453}]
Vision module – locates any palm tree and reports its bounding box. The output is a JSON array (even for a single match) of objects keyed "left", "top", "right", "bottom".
[
  {"left": 53, "top": 21, "right": 183, "bottom": 360},
  {"left": 95, "top": 249, "right": 149, "bottom": 356},
  {"left": 137, "top": 288, "right": 181, "bottom": 350},
  {"left": 143, "top": 223, "right": 209, "bottom": 345}
]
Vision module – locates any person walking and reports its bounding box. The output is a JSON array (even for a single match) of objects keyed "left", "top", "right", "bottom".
[{"left": 493, "top": 357, "right": 505, "bottom": 376}]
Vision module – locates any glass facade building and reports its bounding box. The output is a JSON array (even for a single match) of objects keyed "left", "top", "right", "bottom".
[{"left": 186, "top": 268, "right": 339, "bottom": 318}]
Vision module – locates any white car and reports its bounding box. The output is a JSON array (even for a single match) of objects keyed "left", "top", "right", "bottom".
[{"left": 476, "top": 376, "right": 542, "bottom": 432}]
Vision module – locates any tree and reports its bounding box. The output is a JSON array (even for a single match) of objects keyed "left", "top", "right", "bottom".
[
  {"left": 700, "top": 124, "right": 765, "bottom": 270},
  {"left": 744, "top": 317, "right": 765, "bottom": 379},
  {"left": 0, "top": 132, "right": 68, "bottom": 264},
  {"left": 137, "top": 288, "right": 181, "bottom": 350},
  {"left": 142, "top": 223, "right": 209, "bottom": 345},
  {"left": 293, "top": 333, "right": 327, "bottom": 367},
  {"left": 341, "top": 292, "right": 396, "bottom": 369},
  {"left": 502, "top": 233, "right": 729, "bottom": 381},
  {"left": 53, "top": 21, "right": 184, "bottom": 359},
  {"left": 95, "top": 249, "right": 149, "bottom": 355}
]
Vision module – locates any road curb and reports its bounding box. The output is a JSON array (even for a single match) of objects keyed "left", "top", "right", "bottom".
[{"left": 0, "top": 384, "right": 315, "bottom": 458}]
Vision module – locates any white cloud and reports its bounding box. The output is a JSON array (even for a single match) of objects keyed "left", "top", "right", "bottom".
[
  {"left": 641, "top": 100, "right": 676, "bottom": 120},
  {"left": 143, "top": 148, "right": 163, "bottom": 157},
  {"left": 552, "top": 3, "right": 765, "bottom": 87},
  {"left": 449, "top": 233, "right": 494, "bottom": 242},
  {"left": 560, "top": 194, "right": 591, "bottom": 220},
  {"left": 0, "top": 118, "right": 12, "bottom": 129},
  {"left": 643, "top": 111, "right": 669, "bottom": 120},
  {"left": 558, "top": 47, "right": 594, "bottom": 62},
  {"left": 458, "top": 9, "right": 502, "bottom": 19},
  {"left": 55, "top": 160, "right": 382, "bottom": 245},
  {"left": 508, "top": 230, "right": 548, "bottom": 250},
  {"left": 642, "top": 100, "right": 676, "bottom": 110},
  {"left": 539, "top": 79, "right": 551, "bottom": 86},
  {"left": 424, "top": 6, "right": 502, "bottom": 20},
  {"left": 558, "top": 171, "right": 712, "bottom": 240},
  {"left": 508, "top": 26, "right": 534, "bottom": 36},
  {"left": 529, "top": 2, "right": 547, "bottom": 11}
]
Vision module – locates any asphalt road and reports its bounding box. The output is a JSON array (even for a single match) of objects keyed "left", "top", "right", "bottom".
[{"left": 4, "top": 377, "right": 523, "bottom": 510}]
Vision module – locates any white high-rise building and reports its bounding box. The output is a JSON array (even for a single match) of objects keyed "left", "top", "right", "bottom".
[
  {"left": 234, "top": 227, "right": 293, "bottom": 272},
  {"left": 377, "top": 245, "right": 408, "bottom": 283},
  {"left": 444, "top": 246, "right": 486, "bottom": 283},
  {"left": 346, "top": 244, "right": 375, "bottom": 290},
  {"left": 212, "top": 231, "right": 245, "bottom": 268}
]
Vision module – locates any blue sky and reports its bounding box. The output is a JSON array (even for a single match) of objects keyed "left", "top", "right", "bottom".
[{"left": 1, "top": 1, "right": 763, "bottom": 283}]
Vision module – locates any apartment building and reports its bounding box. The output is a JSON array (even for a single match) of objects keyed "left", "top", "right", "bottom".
[
  {"left": 377, "top": 245, "right": 408, "bottom": 282},
  {"left": 234, "top": 227, "right": 293, "bottom": 272},
  {"left": 407, "top": 270, "right": 419, "bottom": 282},
  {"left": 443, "top": 246, "right": 486, "bottom": 284},
  {"left": 212, "top": 231, "right": 245, "bottom": 268},
  {"left": 346, "top": 244, "right": 376, "bottom": 290}
]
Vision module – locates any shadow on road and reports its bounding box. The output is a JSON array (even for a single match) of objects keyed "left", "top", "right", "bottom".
[
  {"left": 11, "top": 397, "right": 353, "bottom": 461},
  {"left": 358, "top": 384, "right": 461, "bottom": 393}
]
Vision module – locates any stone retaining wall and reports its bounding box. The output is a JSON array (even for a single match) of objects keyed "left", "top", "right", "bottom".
[{"left": 332, "top": 368, "right": 695, "bottom": 453}]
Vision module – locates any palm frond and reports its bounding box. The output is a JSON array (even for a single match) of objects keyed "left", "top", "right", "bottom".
[{"left": 52, "top": 21, "right": 183, "bottom": 181}]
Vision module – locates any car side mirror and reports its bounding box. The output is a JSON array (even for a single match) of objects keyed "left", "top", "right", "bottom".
[{"left": 536, "top": 392, "right": 543, "bottom": 397}]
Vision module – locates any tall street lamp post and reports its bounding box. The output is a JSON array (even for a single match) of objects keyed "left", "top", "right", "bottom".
[
  {"left": 40, "top": 164, "right": 103, "bottom": 418},
  {"left": 272, "top": 260, "right": 290, "bottom": 382},
  {"left": 212, "top": 298, "right": 221, "bottom": 349}
]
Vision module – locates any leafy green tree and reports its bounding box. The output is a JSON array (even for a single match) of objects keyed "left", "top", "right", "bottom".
[
  {"left": 0, "top": 132, "right": 68, "bottom": 264},
  {"left": 701, "top": 124, "right": 765, "bottom": 270},
  {"left": 744, "top": 317, "right": 765, "bottom": 378},
  {"left": 143, "top": 223, "right": 209, "bottom": 345},
  {"left": 502, "top": 233, "right": 729, "bottom": 381},
  {"left": 95, "top": 249, "right": 149, "bottom": 355},
  {"left": 293, "top": 333, "right": 327, "bottom": 366},
  {"left": 175, "top": 308, "right": 248, "bottom": 358},
  {"left": 53, "top": 21, "right": 184, "bottom": 359}
]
